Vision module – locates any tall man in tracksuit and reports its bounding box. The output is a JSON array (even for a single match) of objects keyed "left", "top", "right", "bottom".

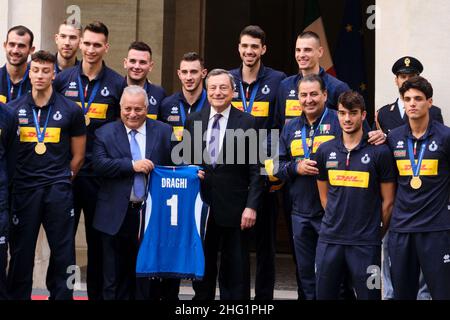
[
  {"left": 0, "top": 102, "right": 15, "bottom": 299},
  {"left": 7, "top": 50, "right": 86, "bottom": 300},
  {"left": 374, "top": 56, "right": 442, "bottom": 300},
  {"left": 53, "top": 21, "right": 125, "bottom": 300},
  {"left": 386, "top": 76, "right": 450, "bottom": 299},
  {"left": 315, "top": 91, "right": 396, "bottom": 300},
  {"left": 229, "top": 25, "right": 286, "bottom": 300}
]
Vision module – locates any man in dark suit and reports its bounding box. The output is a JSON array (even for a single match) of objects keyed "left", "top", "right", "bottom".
[
  {"left": 183, "top": 69, "right": 264, "bottom": 300},
  {"left": 92, "top": 85, "right": 173, "bottom": 300}
]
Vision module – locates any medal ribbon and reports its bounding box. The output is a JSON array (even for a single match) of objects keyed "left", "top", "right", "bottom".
[
  {"left": 239, "top": 81, "right": 260, "bottom": 114},
  {"left": 301, "top": 108, "right": 329, "bottom": 159},
  {"left": 407, "top": 138, "right": 428, "bottom": 177},
  {"left": 179, "top": 89, "right": 207, "bottom": 125},
  {"left": 6, "top": 66, "right": 29, "bottom": 101},
  {"left": 32, "top": 106, "right": 53, "bottom": 143},
  {"left": 77, "top": 76, "right": 101, "bottom": 116}
]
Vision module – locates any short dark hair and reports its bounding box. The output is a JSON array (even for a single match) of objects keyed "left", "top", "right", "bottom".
[
  {"left": 399, "top": 76, "right": 433, "bottom": 100},
  {"left": 297, "top": 30, "right": 321, "bottom": 45},
  {"left": 180, "top": 52, "right": 204, "bottom": 69},
  {"left": 128, "top": 41, "right": 152, "bottom": 56},
  {"left": 6, "top": 25, "right": 34, "bottom": 47},
  {"left": 239, "top": 25, "right": 266, "bottom": 46},
  {"left": 298, "top": 74, "right": 326, "bottom": 92},
  {"left": 59, "top": 20, "right": 82, "bottom": 33},
  {"left": 83, "top": 21, "right": 109, "bottom": 41},
  {"left": 338, "top": 91, "right": 366, "bottom": 112},
  {"left": 31, "top": 50, "right": 56, "bottom": 64}
]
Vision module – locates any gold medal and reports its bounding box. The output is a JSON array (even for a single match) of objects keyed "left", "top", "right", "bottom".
[
  {"left": 85, "top": 114, "right": 91, "bottom": 126},
  {"left": 410, "top": 176, "right": 422, "bottom": 190},
  {"left": 35, "top": 142, "right": 47, "bottom": 155}
]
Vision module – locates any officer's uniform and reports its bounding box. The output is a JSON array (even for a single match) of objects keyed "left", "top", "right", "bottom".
[
  {"left": 375, "top": 57, "right": 443, "bottom": 134},
  {"left": 273, "top": 67, "right": 350, "bottom": 129},
  {"left": 6, "top": 91, "right": 86, "bottom": 300},
  {"left": 53, "top": 62, "right": 125, "bottom": 300},
  {"left": 159, "top": 90, "right": 209, "bottom": 141},
  {"left": 315, "top": 134, "right": 396, "bottom": 300},
  {"left": 276, "top": 108, "right": 340, "bottom": 299},
  {"left": 0, "top": 103, "right": 15, "bottom": 300},
  {"left": 229, "top": 64, "right": 286, "bottom": 300},
  {"left": 387, "top": 120, "right": 450, "bottom": 299},
  {"left": 0, "top": 64, "right": 31, "bottom": 104}
]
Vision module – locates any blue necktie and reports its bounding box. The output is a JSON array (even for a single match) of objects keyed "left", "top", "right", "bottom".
[
  {"left": 130, "top": 130, "right": 145, "bottom": 199},
  {"left": 209, "top": 114, "right": 222, "bottom": 167}
]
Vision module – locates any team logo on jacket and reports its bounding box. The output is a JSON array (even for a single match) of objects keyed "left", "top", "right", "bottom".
[
  {"left": 18, "top": 109, "right": 27, "bottom": 117},
  {"left": 168, "top": 115, "right": 180, "bottom": 122},
  {"left": 294, "top": 130, "right": 301, "bottom": 138},
  {"left": 69, "top": 82, "right": 77, "bottom": 89},
  {"left": 329, "top": 152, "right": 337, "bottom": 160},
  {"left": 261, "top": 85, "right": 271, "bottom": 95},
  {"left": 149, "top": 96, "right": 157, "bottom": 106},
  {"left": 101, "top": 87, "right": 110, "bottom": 97},
  {"left": 444, "top": 254, "right": 450, "bottom": 264},
  {"left": 361, "top": 154, "right": 371, "bottom": 164},
  {"left": 65, "top": 90, "right": 78, "bottom": 98},
  {"left": 396, "top": 140, "right": 404, "bottom": 149},
  {"left": 326, "top": 161, "right": 339, "bottom": 169},
  {"left": 171, "top": 106, "right": 179, "bottom": 114},
  {"left": 429, "top": 141, "right": 438, "bottom": 152},
  {"left": 53, "top": 111, "right": 63, "bottom": 121},
  {"left": 394, "top": 150, "right": 407, "bottom": 158},
  {"left": 289, "top": 90, "right": 296, "bottom": 97}
]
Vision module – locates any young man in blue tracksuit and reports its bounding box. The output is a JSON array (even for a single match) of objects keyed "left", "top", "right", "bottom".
[
  {"left": 386, "top": 76, "right": 450, "bottom": 299},
  {"left": 315, "top": 91, "right": 396, "bottom": 300}
]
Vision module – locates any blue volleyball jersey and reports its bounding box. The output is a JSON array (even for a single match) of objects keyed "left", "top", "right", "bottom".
[{"left": 136, "top": 165, "right": 208, "bottom": 280}]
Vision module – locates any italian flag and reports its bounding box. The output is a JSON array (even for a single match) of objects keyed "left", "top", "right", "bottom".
[{"left": 303, "top": 0, "right": 336, "bottom": 76}]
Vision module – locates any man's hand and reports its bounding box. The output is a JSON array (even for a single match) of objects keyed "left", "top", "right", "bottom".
[
  {"left": 296, "top": 159, "right": 319, "bottom": 176},
  {"left": 368, "top": 130, "right": 387, "bottom": 145},
  {"left": 197, "top": 170, "right": 205, "bottom": 180},
  {"left": 133, "top": 159, "right": 154, "bottom": 174},
  {"left": 241, "top": 208, "right": 257, "bottom": 230}
]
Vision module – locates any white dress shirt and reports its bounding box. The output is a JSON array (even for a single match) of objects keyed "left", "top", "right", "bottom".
[
  {"left": 125, "top": 122, "right": 146, "bottom": 202},
  {"left": 206, "top": 106, "right": 231, "bottom": 156},
  {"left": 398, "top": 97, "right": 405, "bottom": 119}
]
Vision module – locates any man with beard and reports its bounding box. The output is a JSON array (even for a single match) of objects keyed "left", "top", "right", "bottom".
[
  {"left": 123, "top": 41, "right": 166, "bottom": 121},
  {"left": 54, "top": 21, "right": 81, "bottom": 74},
  {"left": 1, "top": 25, "right": 35, "bottom": 104},
  {"left": 159, "top": 52, "right": 209, "bottom": 141},
  {"left": 229, "top": 25, "right": 286, "bottom": 300}
]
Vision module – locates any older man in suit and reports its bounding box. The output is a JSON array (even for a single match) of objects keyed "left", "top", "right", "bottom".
[
  {"left": 92, "top": 85, "right": 173, "bottom": 300},
  {"left": 183, "top": 69, "right": 264, "bottom": 300}
]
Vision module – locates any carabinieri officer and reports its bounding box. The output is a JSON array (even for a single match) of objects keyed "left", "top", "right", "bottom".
[
  {"left": 386, "top": 76, "right": 450, "bottom": 299},
  {"left": 6, "top": 50, "right": 86, "bottom": 300},
  {"left": 52, "top": 21, "right": 125, "bottom": 300},
  {"left": 315, "top": 91, "right": 396, "bottom": 300}
]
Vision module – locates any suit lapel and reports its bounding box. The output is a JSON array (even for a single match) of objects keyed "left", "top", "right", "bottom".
[
  {"left": 201, "top": 106, "right": 212, "bottom": 166},
  {"left": 145, "top": 119, "right": 157, "bottom": 159},
  {"left": 117, "top": 122, "right": 132, "bottom": 158}
]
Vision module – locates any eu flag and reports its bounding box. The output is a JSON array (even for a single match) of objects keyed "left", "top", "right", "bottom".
[{"left": 334, "top": 0, "right": 368, "bottom": 102}]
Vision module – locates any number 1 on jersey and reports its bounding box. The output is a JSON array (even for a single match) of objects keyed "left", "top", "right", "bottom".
[{"left": 166, "top": 194, "right": 178, "bottom": 226}]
